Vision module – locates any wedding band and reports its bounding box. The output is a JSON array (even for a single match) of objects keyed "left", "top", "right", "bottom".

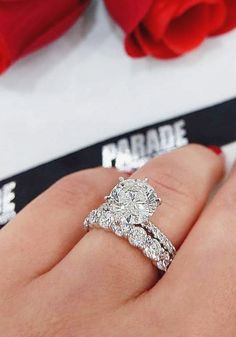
[
  {"left": 84, "top": 177, "right": 176, "bottom": 272},
  {"left": 141, "top": 222, "right": 176, "bottom": 258}
]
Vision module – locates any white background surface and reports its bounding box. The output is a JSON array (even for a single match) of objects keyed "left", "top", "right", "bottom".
[{"left": 0, "top": 0, "right": 236, "bottom": 180}]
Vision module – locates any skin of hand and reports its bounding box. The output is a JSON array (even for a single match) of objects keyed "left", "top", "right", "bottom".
[{"left": 0, "top": 144, "right": 236, "bottom": 337}]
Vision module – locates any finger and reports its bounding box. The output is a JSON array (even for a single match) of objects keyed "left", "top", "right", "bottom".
[
  {"left": 49, "top": 144, "right": 224, "bottom": 307},
  {"left": 0, "top": 167, "right": 128, "bottom": 287},
  {"left": 143, "top": 160, "right": 236, "bottom": 335}
]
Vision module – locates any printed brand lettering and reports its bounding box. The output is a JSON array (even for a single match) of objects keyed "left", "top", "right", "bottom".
[
  {"left": 102, "top": 119, "right": 188, "bottom": 170},
  {"left": 0, "top": 181, "right": 16, "bottom": 225}
]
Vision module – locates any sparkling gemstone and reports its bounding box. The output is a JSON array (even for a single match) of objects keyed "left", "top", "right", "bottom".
[
  {"left": 164, "top": 241, "right": 174, "bottom": 254},
  {"left": 99, "top": 210, "right": 113, "bottom": 229},
  {"left": 144, "top": 238, "right": 161, "bottom": 261},
  {"left": 157, "top": 250, "right": 171, "bottom": 271},
  {"left": 89, "top": 210, "right": 97, "bottom": 223},
  {"left": 108, "top": 179, "right": 160, "bottom": 225},
  {"left": 128, "top": 227, "right": 148, "bottom": 248},
  {"left": 119, "top": 219, "right": 132, "bottom": 237},
  {"left": 83, "top": 217, "right": 89, "bottom": 228},
  {"left": 111, "top": 223, "right": 124, "bottom": 237}
]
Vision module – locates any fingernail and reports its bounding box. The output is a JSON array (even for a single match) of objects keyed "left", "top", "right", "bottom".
[{"left": 207, "top": 145, "right": 223, "bottom": 156}]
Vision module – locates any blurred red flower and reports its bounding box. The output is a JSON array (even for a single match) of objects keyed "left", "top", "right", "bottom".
[
  {"left": 0, "top": 0, "right": 91, "bottom": 73},
  {"left": 104, "top": 0, "right": 236, "bottom": 58}
]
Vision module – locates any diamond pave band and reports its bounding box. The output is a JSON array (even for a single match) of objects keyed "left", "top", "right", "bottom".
[{"left": 84, "top": 177, "right": 176, "bottom": 272}]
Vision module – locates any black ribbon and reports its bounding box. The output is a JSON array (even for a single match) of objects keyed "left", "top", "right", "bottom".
[{"left": 0, "top": 97, "right": 236, "bottom": 226}]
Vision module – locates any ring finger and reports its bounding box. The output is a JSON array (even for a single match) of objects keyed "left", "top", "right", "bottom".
[{"left": 48, "top": 144, "right": 224, "bottom": 307}]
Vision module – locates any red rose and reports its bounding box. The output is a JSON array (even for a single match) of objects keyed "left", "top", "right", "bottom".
[
  {"left": 104, "top": 0, "right": 236, "bottom": 58},
  {"left": 0, "top": 0, "right": 91, "bottom": 73}
]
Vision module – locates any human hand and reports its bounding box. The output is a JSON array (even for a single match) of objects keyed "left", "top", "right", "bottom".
[{"left": 1, "top": 144, "right": 235, "bottom": 337}]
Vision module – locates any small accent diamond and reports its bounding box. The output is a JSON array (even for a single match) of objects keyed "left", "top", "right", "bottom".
[
  {"left": 157, "top": 249, "right": 171, "bottom": 271},
  {"left": 83, "top": 217, "right": 89, "bottom": 228},
  {"left": 144, "top": 238, "right": 161, "bottom": 261},
  {"left": 99, "top": 210, "right": 113, "bottom": 229},
  {"left": 89, "top": 210, "right": 97, "bottom": 223},
  {"left": 143, "top": 222, "right": 176, "bottom": 258},
  {"left": 111, "top": 223, "right": 124, "bottom": 237},
  {"left": 120, "top": 219, "right": 132, "bottom": 237},
  {"left": 128, "top": 227, "right": 148, "bottom": 248}
]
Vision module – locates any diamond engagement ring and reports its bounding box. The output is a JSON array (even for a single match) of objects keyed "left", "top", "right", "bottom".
[{"left": 84, "top": 177, "right": 176, "bottom": 272}]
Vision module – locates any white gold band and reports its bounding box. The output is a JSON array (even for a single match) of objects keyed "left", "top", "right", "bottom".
[
  {"left": 84, "top": 204, "right": 175, "bottom": 272},
  {"left": 141, "top": 222, "right": 176, "bottom": 259},
  {"left": 84, "top": 178, "right": 176, "bottom": 272}
]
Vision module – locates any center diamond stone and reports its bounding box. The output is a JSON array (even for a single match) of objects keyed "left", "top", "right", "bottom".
[{"left": 108, "top": 178, "right": 160, "bottom": 225}]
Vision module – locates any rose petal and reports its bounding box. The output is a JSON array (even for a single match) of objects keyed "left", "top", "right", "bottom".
[
  {"left": 211, "top": 0, "right": 236, "bottom": 35},
  {"left": 0, "top": 0, "right": 90, "bottom": 73},
  {"left": 125, "top": 33, "right": 146, "bottom": 57},
  {"left": 207, "top": 1, "right": 227, "bottom": 34},
  {"left": 143, "top": 0, "right": 225, "bottom": 40},
  {"left": 143, "top": 0, "right": 179, "bottom": 40},
  {"left": 0, "top": 36, "right": 11, "bottom": 71},
  {"left": 174, "top": 0, "right": 224, "bottom": 15},
  {"left": 104, "top": 0, "right": 153, "bottom": 33},
  {"left": 134, "top": 25, "right": 178, "bottom": 59},
  {"left": 23, "top": 2, "right": 89, "bottom": 55},
  {"left": 0, "top": 1, "right": 29, "bottom": 2},
  {"left": 163, "top": 4, "right": 210, "bottom": 54}
]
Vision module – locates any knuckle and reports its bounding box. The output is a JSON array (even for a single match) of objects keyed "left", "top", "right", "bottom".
[
  {"left": 50, "top": 167, "right": 118, "bottom": 209},
  {"left": 186, "top": 143, "right": 209, "bottom": 154},
  {"left": 145, "top": 143, "right": 222, "bottom": 207},
  {"left": 149, "top": 164, "right": 201, "bottom": 207},
  {"left": 181, "top": 143, "right": 223, "bottom": 174},
  {"left": 185, "top": 143, "right": 214, "bottom": 158},
  {"left": 185, "top": 143, "right": 223, "bottom": 172},
  {"left": 51, "top": 171, "right": 97, "bottom": 208}
]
